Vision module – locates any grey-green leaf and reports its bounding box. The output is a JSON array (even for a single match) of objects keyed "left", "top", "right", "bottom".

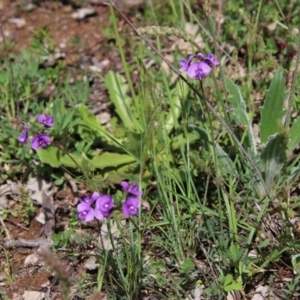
[
  {"left": 260, "top": 131, "right": 288, "bottom": 189},
  {"left": 225, "top": 77, "right": 256, "bottom": 153},
  {"left": 288, "top": 117, "right": 300, "bottom": 155},
  {"left": 260, "top": 70, "right": 285, "bottom": 143},
  {"left": 104, "top": 71, "right": 134, "bottom": 130}
]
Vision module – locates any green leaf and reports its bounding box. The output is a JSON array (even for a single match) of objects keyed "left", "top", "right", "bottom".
[
  {"left": 190, "top": 125, "right": 237, "bottom": 176},
  {"left": 179, "top": 257, "right": 195, "bottom": 274},
  {"left": 76, "top": 104, "right": 118, "bottom": 146},
  {"left": 225, "top": 77, "right": 256, "bottom": 153},
  {"left": 260, "top": 131, "right": 288, "bottom": 188},
  {"left": 216, "top": 144, "right": 237, "bottom": 176},
  {"left": 291, "top": 254, "right": 300, "bottom": 274},
  {"left": 90, "top": 152, "right": 136, "bottom": 169},
  {"left": 288, "top": 117, "right": 300, "bottom": 154},
  {"left": 164, "top": 81, "right": 188, "bottom": 133},
  {"left": 104, "top": 71, "right": 134, "bottom": 130},
  {"left": 223, "top": 274, "right": 242, "bottom": 292},
  {"left": 225, "top": 77, "right": 247, "bottom": 111},
  {"left": 258, "top": 238, "right": 270, "bottom": 248},
  {"left": 223, "top": 274, "right": 233, "bottom": 286},
  {"left": 37, "top": 147, "right": 84, "bottom": 168},
  {"left": 224, "top": 282, "right": 243, "bottom": 292},
  {"left": 260, "top": 70, "right": 285, "bottom": 143}
]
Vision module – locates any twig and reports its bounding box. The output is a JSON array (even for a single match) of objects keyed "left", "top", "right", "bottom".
[
  {"left": 41, "top": 191, "right": 55, "bottom": 239},
  {"left": 6, "top": 219, "right": 29, "bottom": 231},
  {"left": 3, "top": 238, "right": 52, "bottom": 249}
]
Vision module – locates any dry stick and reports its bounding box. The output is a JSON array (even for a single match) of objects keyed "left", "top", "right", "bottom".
[
  {"left": 6, "top": 219, "right": 29, "bottom": 231},
  {"left": 3, "top": 238, "right": 52, "bottom": 249},
  {"left": 108, "top": 2, "right": 276, "bottom": 206}
]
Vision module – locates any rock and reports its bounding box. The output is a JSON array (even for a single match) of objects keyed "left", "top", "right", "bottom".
[
  {"left": 8, "top": 18, "right": 26, "bottom": 29},
  {"left": 0, "top": 195, "right": 8, "bottom": 211},
  {"left": 36, "top": 211, "right": 46, "bottom": 225},
  {"left": 97, "top": 112, "right": 111, "bottom": 124},
  {"left": 251, "top": 286, "right": 269, "bottom": 300},
  {"left": 23, "top": 291, "right": 45, "bottom": 300},
  {"left": 26, "top": 176, "right": 52, "bottom": 205},
  {"left": 24, "top": 253, "right": 40, "bottom": 267},
  {"left": 71, "top": 8, "right": 96, "bottom": 20},
  {"left": 0, "top": 180, "right": 21, "bottom": 212},
  {"left": 84, "top": 255, "right": 99, "bottom": 270}
]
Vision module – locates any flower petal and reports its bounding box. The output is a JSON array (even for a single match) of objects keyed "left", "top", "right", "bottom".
[
  {"left": 84, "top": 209, "right": 95, "bottom": 222},
  {"left": 120, "top": 181, "right": 129, "bottom": 192},
  {"left": 94, "top": 209, "right": 104, "bottom": 220},
  {"left": 31, "top": 136, "right": 40, "bottom": 150},
  {"left": 37, "top": 115, "right": 46, "bottom": 124},
  {"left": 45, "top": 116, "right": 54, "bottom": 127},
  {"left": 18, "top": 129, "right": 28, "bottom": 143},
  {"left": 31, "top": 134, "right": 51, "bottom": 150},
  {"left": 187, "top": 62, "right": 211, "bottom": 80},
  {"left": 179, "top": 59, "right": 189, "bottom": 72},
  {"left": 96, "top": 195, "right": 114, "bottom": 216},
  {"left": 122, "top": 197, "right": 141, "bottom": 218},
  {"left": 91, "top": 192, "right": 100, "bottom": 202}
]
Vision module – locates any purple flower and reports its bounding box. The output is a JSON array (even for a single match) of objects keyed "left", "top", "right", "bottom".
[
  {"left": 37, "top": 114, "right": 54, "bottom": 127},
  {"left": 94, "top": 195, "right": 114, "bottom": 220},
  {"left": 180, "top": 53, "right": 218, "bottom": 80},
  {"left": 79, "top": 194, "right": 95, "bottom": 205},
  {"left": 120, "top": 181, "right": 143, "bottom": 197},
  {"left": 122, "top": 197, "right": 141, "bottom": 218},
  {"left": 77, "top": 202, "right": 94, "bottom": 222},
  {"left": 196, "top": 53, "right": 219, "bottom": 66},
  {"left": 31, "top": 134, "right": 51, "bottom": 150},
  {"left": 187, "top": 62, "right": 211, "bottom": 80},
  {"left": 179, "top": 55, "right": 194, "bottom": 72},
  {"left": 91, "top": 192, "right": 101, "bottom": 202},
  {"left": 18, "top": 128, "right": 29, "bottom": 144}
]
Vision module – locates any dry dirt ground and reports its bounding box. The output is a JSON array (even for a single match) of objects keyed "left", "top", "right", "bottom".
[{"left": 0, "top": 1, "right": 142, "bottom": 299}]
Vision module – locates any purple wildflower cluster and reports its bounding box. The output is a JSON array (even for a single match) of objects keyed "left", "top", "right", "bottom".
[
  {"left": 77, "top": 181, "right": 143, "bottom": 222},
  {"left": 18, "top": 115, "right": 53, "bottom": 150},
  {"left": 179, "top": 53, "right": 219, "bottom": 80}
]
